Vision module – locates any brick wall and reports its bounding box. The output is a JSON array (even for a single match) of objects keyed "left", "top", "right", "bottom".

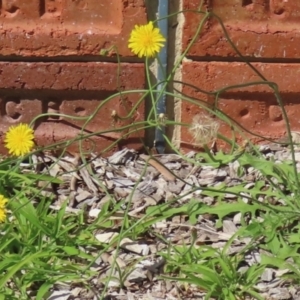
[
  {"left": 0, "top": 0, "right": 146, "bottom": 155},
  {"left": 179, "top": 0, "right": 300, "bottom": 150},
  {"left": 0, "top": 0, "right": 299, "bottom": 154}
]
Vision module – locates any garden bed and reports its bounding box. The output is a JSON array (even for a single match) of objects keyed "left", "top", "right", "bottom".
[{"left": 6, "top": 143, "right": 300, "bottom": 300}]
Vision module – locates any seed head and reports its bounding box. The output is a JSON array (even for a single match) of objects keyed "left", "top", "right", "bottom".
[{"left": 188, "top": 114, "right": 219, "bottom": 146}]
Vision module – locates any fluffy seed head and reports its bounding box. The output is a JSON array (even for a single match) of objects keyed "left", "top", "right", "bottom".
[{"left": 188, "top": 114, "right": 220, "bottom": 146}]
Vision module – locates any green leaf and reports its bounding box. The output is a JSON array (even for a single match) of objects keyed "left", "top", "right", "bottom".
[
  {"left": 244, "top": 265, "right": 265, "bottom": 285},
  {"left": 161, "top": 274, "right": 212, "bottom": 292},
  {"left": 218, "top": 257, "right": 233, "bottom": 280},
  {"left": 36, "top": 282, "right": 53, "bottom": 300},
  {"left": 25, "top": 173, "right": 63, "bottom": 184},
  {"left": 181, "top": 264, "right": 222, "bottom": 285},
  {"left": 0, "top": 251, "right": 51, "bottom": 289},
  {"left": 62, "top": 246, "right": 79, "bottom": 256},
  {"left": 10, "top": 199, "right": 52, "bottom": 236},
  {"left": 54, "top": 200, "right": 68, "bottom": 238},
  {"left": 196, "top": 200, "right": 261, "bottom": 228}
]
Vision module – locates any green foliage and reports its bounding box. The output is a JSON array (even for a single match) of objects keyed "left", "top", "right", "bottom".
[{"left": 159, "top": 244, "right": 265, "bottom": 300}]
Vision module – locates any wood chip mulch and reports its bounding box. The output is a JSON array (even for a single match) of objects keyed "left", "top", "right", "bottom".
[{"left": 20, "top": 145, "right": 300, "bottom": 300}]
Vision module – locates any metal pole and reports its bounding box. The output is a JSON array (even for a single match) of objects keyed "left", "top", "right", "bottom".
[{"left": 155, "top": 0, "right": 168, "bottom": 154}]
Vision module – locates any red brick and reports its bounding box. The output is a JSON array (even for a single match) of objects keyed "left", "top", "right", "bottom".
[
  {"left": 0, "top": 0, "right": 146, "bottom": 57},
  {"left": 183, "top": 0, "right": 300, "bottom": 58},
  {"left": 180, "top": 61, "right": 300, "bottom": 151},
  {"left": 0, "top": 62, "right": 144, "bottom": 90},
  {"left": 0, "top": 62, "right": 145, "bottom": 155}
]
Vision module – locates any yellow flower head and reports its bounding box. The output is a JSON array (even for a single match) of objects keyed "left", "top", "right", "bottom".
[
  {"left": 128, "top": 21, "right": 166, "bottom": 58},
  {"left": 0, "top": 195, "right": 8, "bottom": 223},
  {"left": 4, "top": 123, "right": 35, "bottom": 157}
]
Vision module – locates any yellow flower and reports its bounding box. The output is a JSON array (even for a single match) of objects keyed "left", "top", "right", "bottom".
[
  {"left": 0, "top": 195, "right": 8, "bottom": 223},
  {"left": 128, "top": 21, "right": 166, "bottom": 58},
  {"left": 4, "top": 123, "right": 35, "bottom": 156}
]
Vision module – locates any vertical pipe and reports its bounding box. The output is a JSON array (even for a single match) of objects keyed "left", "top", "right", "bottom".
[{"left": 155, "top": 0, "right": 168, "bottom": 154}]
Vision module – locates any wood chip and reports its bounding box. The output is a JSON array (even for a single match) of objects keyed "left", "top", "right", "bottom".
[
  {"left": 139, "top": 154, "right": 176, "bottom": 181},
  {"left": 79, "top": 165, "right": 99, "bottom": 194},
  {"left": 95, "top": 232, "right": 119, "bottom": 244}
]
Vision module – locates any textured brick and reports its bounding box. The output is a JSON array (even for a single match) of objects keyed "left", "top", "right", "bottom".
[
  {"left": 180, "top": 61, "right": 300, "bottom": 150},
  {"left": 183, "top": 0, "right": 300, "bottom": 58},
  {"left": 0, "top": 0, "right": 146, "bottom": 57},
  {"left": 0, "top": 62, "right": 145, "bottom": 155}
]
